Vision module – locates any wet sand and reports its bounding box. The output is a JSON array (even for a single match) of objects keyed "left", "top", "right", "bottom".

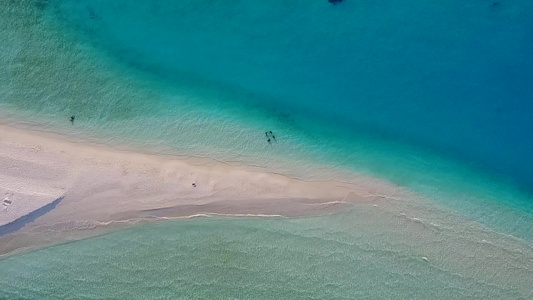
[{"left": 0, "top": 124, "right": 404, "bottom": 255}]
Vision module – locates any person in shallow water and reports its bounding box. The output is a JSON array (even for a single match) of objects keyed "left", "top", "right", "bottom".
[
  {"left": 269, "top": 131, "right": 277, "bottom": 142},
  {"left": 265, "top": 131, "right": 276, "bottom": 144},
  {"left": 69, "top": 116, "right": 75, "bottom": 123}
]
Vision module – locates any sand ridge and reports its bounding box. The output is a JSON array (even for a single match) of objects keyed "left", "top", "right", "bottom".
[{"left": 0, "top": 124, "right": 405, "bottom": 255}]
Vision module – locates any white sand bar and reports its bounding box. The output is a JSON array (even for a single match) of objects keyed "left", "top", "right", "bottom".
[
  {"left": 0, "top": 137, "right": 67, "bottom": 227},
  {"left": 0, "top": 124, "right": 408, "bottom": 254}
]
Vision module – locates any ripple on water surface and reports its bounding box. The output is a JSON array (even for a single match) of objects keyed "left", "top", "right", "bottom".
[
  {"left": 1, "top": 207, "right": 532, "bottom": 299},
  {"left": 0, "top": 2, "right": 532, "bottom": 297}
]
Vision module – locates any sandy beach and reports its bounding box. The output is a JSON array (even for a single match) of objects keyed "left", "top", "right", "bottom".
[
  {"left": 0, "top": 124, "right": 406, "bottom": 255},
  {"left": 1, "top": 126, "right": 532, "bottom": 297}
]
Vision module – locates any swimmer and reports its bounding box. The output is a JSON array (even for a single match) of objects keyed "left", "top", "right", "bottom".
[{"left": 268, "top": 131, "right": 277, "bottom": 142}]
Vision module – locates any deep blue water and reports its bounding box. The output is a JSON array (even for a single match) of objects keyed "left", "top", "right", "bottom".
[
  {"left": 46, "top": 0, "right": 533, "bottom": 190},
  {"left": 1, "top": 0, "right": 531, "bottom": 238},
  {"left": 1, "top": 1, "right": 533, "bottom": 298}
]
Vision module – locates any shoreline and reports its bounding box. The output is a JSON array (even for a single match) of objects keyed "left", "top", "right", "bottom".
[
  {"left": 2, "top": 124, "right": 533, "bottom": 296},
  {"left": 0, "top": 124, "right": 407, "bottom": 256}
]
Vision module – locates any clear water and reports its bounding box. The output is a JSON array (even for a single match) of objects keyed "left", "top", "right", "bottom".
[
  {"left": 39, "top": 0, "right": 533, "bottom": 187},
  {"left": 1, "top": 0, "right": 532, "bottom": 298},
  {"left": 1, "top": 209, "right": 532, "bottom": 299}
]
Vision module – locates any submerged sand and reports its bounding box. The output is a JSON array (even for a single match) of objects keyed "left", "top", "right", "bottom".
[
  {"left": 0, "top": 124, "right": 405, "bottom": 255},
  {"left": 1, "top": 124, "right": 533, "bottom": 296}
]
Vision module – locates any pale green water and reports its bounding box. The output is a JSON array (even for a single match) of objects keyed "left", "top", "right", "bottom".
[
  {"left": 1, "top": 208, "right": 532, "bottom": 299},
  {"left": 1, "top": 0, "right": 533, "bottom": 298},
  {"left": 1, "top": 0, "right": 531, "bottom": 240}
]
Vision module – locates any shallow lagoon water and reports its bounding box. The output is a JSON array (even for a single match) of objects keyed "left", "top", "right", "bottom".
[
  {"left": 0, "top": 0, "right": 532, "bottom": 298},
  {"left": 1, "top": 208, "right": 532, "bottom": 299}
]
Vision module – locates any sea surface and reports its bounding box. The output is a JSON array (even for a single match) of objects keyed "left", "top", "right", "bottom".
[
  {"left": 1, "top": 209, "right": 532, "bottom": 300},
  {"left": 1, "top": 0, "right": 532, "bottom": 299}
]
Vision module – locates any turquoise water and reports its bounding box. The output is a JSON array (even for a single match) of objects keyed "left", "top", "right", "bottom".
[
  {"left": 1, "top": 210, "right": 532, "bottom": 299},
  {"left": 43, "top": 0, "right": 533, "bottom": 188},
  {"left": 1, "top": 0, "right": 533, "bottom": 298},
  {"left": 1, "top": 0, "right": 531, "bottom": 236}
]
